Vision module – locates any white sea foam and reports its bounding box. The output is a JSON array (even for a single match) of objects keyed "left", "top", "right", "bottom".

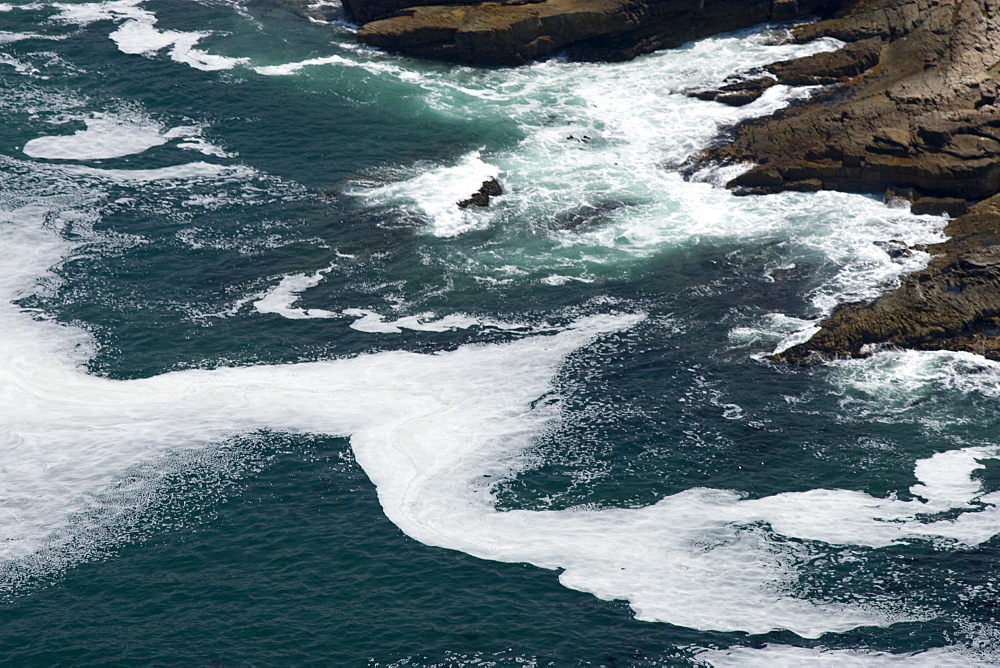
[
  {"left": 110, "top": 19, "right": 248, "bottom": 71},
  {"left": 342, "top": 308, "right": 524, "bottom": 333},
  {"left": 252, "top": 55, "right": 354, "bottom": 76},
  {"left": 352, "top": 32, "right": 845, "bottom": 240},
  {"left": 699, "top": 644, "right": 981, "bottom": 666},
  {"left": 253, "top": 268, "right": 339, "bottom": 319},
  {"left": 361, "top": 152, "right": 502, "bottom": 237},
  {"left": 59, "top": 161, "right": 254, "bottom": 182},
  {"left": 540, "top": 274, "right": 595, "bottom": 286},
  {"left": 23, "top": 112, "right": 202, "bottom": 160},
  {"left": 0, "top": 53, "right": 37, "bottom": 75},
  {"left": 8, "top": 188, "right": 1000, "bottom": 636},
  {"left": 252, "top": 267, "right": 526, "bottom": 331},
  {"left": 52, "top": 0, "right": 247, "bottom": 71},
  {"left": 0, "top": 30, "right": 63, "bottom": 44},
  {"left": 176, "top": 136, "right": 233, "bottom": 157}
]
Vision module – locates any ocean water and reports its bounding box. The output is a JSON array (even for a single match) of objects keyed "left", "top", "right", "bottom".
[{"left": 1, "top": 0, "right": 999, "bottom": 664}]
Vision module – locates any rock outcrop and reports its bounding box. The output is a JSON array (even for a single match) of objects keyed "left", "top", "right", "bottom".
[
  {"left": 693, "top": 0, "right": 1000, "bottom": 362},
  {"left": 708, "top": 0, "right": 1000, "bottom": 202},
  {"left": 348, "top": 0, "right": 838, "bottom": 66},
  {"left": 458, "top": 177, "right": 503, "bottom": 208},
  {"left": 692, "top": 37, "right": 881, "bottom": 106},
  {"left": 776, "top": 195, "right": 1000, "bottom": 362}
]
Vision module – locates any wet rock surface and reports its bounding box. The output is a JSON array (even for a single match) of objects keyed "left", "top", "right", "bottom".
[
  {"left": 709, "top": 0, "right": 1000, "bottom": 203},
  {"left": 349, "top": 0, "right": 838, "bottom": 66},
  {"left": 457, "top": 178, "right": 503, "bottom": 208},
  {"left": 776, "top": 196, "right": 1000, "bottom": 363},
  {"left": 696, "top": 0, "right": 1000, "bottom": 361}
]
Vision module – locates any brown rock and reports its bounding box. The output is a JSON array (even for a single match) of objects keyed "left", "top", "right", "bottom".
[
  {"left": 730, "top": 165, "right": 784, "bottom": 192},
  {"left": 352, "top": 0, "right": 839, "bottom": 66},
  {"left": 776, "top": 196, "right": 1000, "bottom": 363},
  {"left": 868, "top": 127, "right": 913, "bottom": 156},
  {"left": 708, "top": 0, "right": 1000, "bottom": 202},
  {"left": 691, "top": 75, "right": 778, "bottom": 107},
  {"left": 911, "top": 197, "right": 968, "bottom": 217},
  {"left": 766, "top": 37, "right": 881, "bottom": 85}
]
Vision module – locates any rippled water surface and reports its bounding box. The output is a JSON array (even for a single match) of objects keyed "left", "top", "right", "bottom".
[{"left": 1, "top": 1, "right": 999, "bottom": 664}]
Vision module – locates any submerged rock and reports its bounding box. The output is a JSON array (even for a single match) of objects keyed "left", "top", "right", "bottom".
[{"left": 552, "top": 200, "right": 626, "bottom": 231}]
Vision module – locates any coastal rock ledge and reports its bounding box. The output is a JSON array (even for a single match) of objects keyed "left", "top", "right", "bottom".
[
  {"left": 699, "top": 0, "right": 1000, "bottom": 362},
  {"left": 346, "top": 0, "right": 837, "bottom": 65}
]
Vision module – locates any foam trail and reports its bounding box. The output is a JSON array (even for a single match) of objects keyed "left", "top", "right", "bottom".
[
  {"left": 253, "top": 268, "right": 339, "bottom": 319},
  {"left": 699, "top": 645, "right": 981, "bottom": 666},
  {"left": 59, "top": 162, "right": 254, "bottom": 183},
  {"left": 253, "top": 269, "right": 527, "bottom": 330},
  {"left": 7, "top": 196, "right": 1000, "bottom": 635},
  {"left": 342, "top": 308, "right": 525, "bottom": 333},
  {"left": 52, "top": 0, "right": 246, "bottom": 71},
  {"left": 252, "top": 55, "right": 354, "bottom": 76},
  {"left": 8, "top": 228, "right": 1000, "bottom": 637},
  {"left": 111, "top": 19, "right": 248, "bottom": 71},
  {"left": 23, "top": 113, "right": 199, "bottom": 160}
]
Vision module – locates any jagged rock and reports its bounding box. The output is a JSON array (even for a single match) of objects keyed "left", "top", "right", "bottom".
[
  {"left": 765, "top": 37, "right": 881, "bottom": 85},
  {"left": 731, "top": 165, "right": 784, "bottom": 191},
  {"left": 690, "top": 36, "right": 880, "bottom": 106},
  {"left": 351, "top": 0, "right": 839, "bottom": 66},
  {"left": 691, "top": 75, "right": 777, "bottom": 107},
  {"left": 458, "top": 177, "right": 503, "bottom": 208},
  {"left": 873, "top": 239, "right": 912, "bottom": 260},
  {"left": 776, "top": 196, "right": 1000, "bottom": 363}
]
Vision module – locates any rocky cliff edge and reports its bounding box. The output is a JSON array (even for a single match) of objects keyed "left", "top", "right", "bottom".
[{"left": 346, "top": 0, "right": 837, "bottom": 65}]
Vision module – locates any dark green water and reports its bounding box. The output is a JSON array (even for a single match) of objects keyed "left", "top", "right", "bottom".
[{"left": 2, "top": 1, "right": 999, "bottom": 664}]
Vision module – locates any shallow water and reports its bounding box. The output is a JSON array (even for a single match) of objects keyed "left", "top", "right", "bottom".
[{"left": 1, "top": 0, "right": 998, "bottom": 664}]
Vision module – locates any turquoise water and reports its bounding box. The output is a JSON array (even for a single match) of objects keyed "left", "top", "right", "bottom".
[{"left": 2, "top": 1, "right": 1000, "bottom": 664}]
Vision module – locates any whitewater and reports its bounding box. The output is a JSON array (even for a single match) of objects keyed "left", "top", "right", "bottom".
[{"left": 3, "top": 0, "right": 1000, "bottom": 664}]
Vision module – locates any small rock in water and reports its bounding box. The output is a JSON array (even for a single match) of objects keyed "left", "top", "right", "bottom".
[{"left": 457, "top": 178, "right": 503, "bottom": 209}]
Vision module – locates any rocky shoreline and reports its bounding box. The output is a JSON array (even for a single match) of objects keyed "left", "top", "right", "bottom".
[
  {"left": 776, "top": 193, "right": 1000, "bottom": 362},
  {"left": 293, "top": 0, "right": 1000, "bottom": 361},
  {"left": 343, "top": 0, "right": 838, "bottom": 65},
  {"left": 699, "top": 0, "right": 1000, "bottom": 362}
]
